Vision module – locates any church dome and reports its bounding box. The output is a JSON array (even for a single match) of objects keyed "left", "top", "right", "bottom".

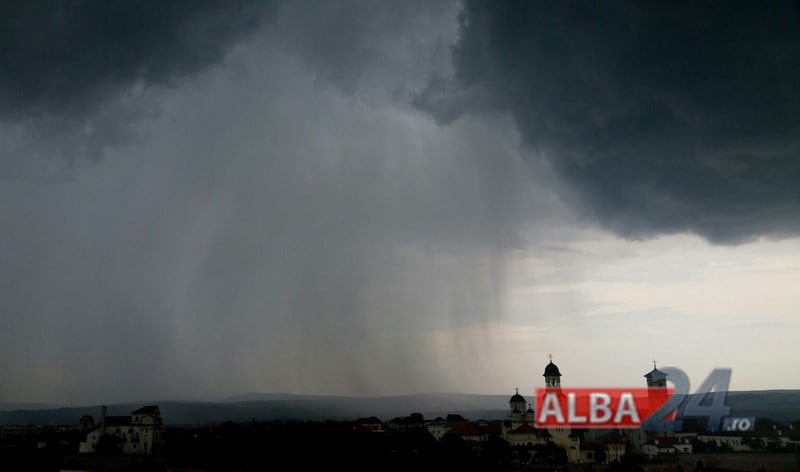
[
  {"left": 510, "top": 392, "right": 526, "bottom": 404},
  {"left": 543, "top": 361, "right": 562, "bottom": 377}
]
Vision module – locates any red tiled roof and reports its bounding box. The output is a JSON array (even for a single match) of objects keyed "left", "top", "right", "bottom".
[
  {"left": 355, "top": 416, "right": 382, "bottom": 424},
  {"left": 483, "top": 424, "right": 502, "bottom": 435},
  {"left": 452, "top": 422, "right": 481, "bottom": 436},
  {"left": 510, "top": 424, "right": 537, "bottom": 434}
]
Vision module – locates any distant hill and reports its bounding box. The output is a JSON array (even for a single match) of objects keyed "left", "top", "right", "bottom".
[
  {"left": 0, "top": 402, "right": 59, "bottom": 411},
  {"left": 724, "top": 390, "right": 800, "bottom": 422},
  {"left": 0, "top": 390, "right": 796, "bottom": 427},
  {"left": 0, "top": 393, "right": 509, "bottom": 427}
]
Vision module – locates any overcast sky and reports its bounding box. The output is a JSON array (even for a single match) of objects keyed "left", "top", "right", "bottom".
[{"left": 1, "top": 1, "right": 798, "bottom": 406}]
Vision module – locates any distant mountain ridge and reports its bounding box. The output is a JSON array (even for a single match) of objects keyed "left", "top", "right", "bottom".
[{"left": 0, "top": 390, "right": 797, "bottom": 427}]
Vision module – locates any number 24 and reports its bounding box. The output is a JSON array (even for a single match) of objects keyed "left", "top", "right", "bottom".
[{"left": 641, "top": 367, "right": 732, "bottom": 432}]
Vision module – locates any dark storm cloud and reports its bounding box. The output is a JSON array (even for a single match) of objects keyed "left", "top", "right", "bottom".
[
  {"left": 0, "top": 0, "right": 271, "bottom": 118},
  {"left": 0, "top": 1, "right": 273, "bottom": 177},
  {"left": 0, "top": 1, "right": 546, "bottom": 403},
  {"left": 416, "top": 0, "right": 800, "bottom": 243},
  {"left": 268, "top": 0, "right": 457, "bottom": 97}
]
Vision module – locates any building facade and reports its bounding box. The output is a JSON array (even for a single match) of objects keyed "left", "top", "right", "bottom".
[{"left": 79, "top": 405, "right": 163, "bottom": 455}]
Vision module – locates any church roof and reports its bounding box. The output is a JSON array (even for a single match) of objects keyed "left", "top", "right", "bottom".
[
  {"left": 543, "top": 361, "right": 562, "bottom": 377},
  {"left": 644, "top": 363, "right": 668, "bottom": 380},
  {"left": 510, "top": 393, "right": 526, "bottom": 403}
]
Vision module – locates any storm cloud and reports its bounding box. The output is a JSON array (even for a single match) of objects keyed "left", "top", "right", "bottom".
[
  {"left": 0, "top": 0, "right": 271, "bottom": 118},
  {"left": 417, "top": 0, "right": 800, "bottom": 243},
  {"left": 0, "top": 1, "right": 273, "bottom": 177},
  {"left": 2, "top": 1, "right": 799, "bottom": 405},
  {"left": 0, "top": 0, "right": 550, "bottom": 403}
]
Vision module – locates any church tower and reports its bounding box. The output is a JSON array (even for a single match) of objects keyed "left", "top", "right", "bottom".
[
  {"left": 644, "top": 361, "right": 668, "bottom": 388},
  {"left": 542, "top": 356, "right": 577, "bottom": 461},
  {"left": 509, "top": 388, "right": 526, "bottom": 413},
  {"left": 509, "top": 388, "right": 527, "bottom": 428},
  {"left": 543, "top": 354, "right": 562, "bottom": 388}
]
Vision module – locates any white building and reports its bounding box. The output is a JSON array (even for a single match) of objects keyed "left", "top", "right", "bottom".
[
  {"left": 697, "top": 434, "right": 750, "bottom": 452},
  {"left": 424, "top": 420, "right": 452, "bottom": 441},
  {"left": 79, "top": 405, "right": 163, "bottom": 455}
]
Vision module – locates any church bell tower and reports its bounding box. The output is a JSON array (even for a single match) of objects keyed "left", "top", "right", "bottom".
[{"left": 543, "top": 354, "right": 562, "bottom": 388}]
